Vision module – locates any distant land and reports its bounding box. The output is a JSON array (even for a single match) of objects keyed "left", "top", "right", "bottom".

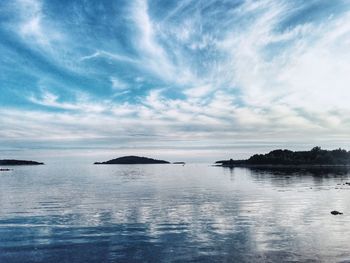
[
  {"left": 0, "top": 159, "right": 44, "bottom": 166},
  {"left": 216, "top": 147, "right": 350, "bottom": 167},
  {"left": 94, "top": 156, "right": 170, "bottom": 165}
]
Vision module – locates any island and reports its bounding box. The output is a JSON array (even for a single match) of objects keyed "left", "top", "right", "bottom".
[
  {"left": 0, "top": 159, "right": 44, "bottom": 166},
  {"left": 94, "top": 156, "right": 170, "bottom": 165},
  {"left": 216, "top": 147, "right": 350, "bottom": 167},
  {"left": 173, "top": 162, "right": 186, "bottom": 165}
]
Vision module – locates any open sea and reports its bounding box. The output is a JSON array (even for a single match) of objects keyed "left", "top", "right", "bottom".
[{"left": 0, "top": 164, "right": 350, "bottom": 262}]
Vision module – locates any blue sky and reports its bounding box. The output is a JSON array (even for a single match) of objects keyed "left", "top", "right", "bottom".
[{"left": 1, "top": 0, "right": 350, "bottom": 162}]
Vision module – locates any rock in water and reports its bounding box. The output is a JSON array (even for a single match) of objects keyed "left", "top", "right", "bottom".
[{"left": 331, "top": 210, "right": 343, "bottom": 215}]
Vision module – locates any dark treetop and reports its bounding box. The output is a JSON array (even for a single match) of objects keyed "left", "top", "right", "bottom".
[
  {"left": 0, "top": 159, "right": 44, "bottom": 165},
  {"left": 94, "top": 156, "right": 170, "bottom": 165},
  {"left": 216, "top": 147, "right": 350, "bottom": 167}
]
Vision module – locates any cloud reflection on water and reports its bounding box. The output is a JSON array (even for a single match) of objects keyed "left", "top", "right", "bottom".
[{"left": 0, "top": 164, "right": 350, "bottom": 262}]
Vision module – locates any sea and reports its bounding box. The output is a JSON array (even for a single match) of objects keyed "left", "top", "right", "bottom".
[{"left": 0, "top": 164, "right": 350, "bottom": 262}]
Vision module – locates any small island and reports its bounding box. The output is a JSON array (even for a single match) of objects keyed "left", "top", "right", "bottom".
[
  {"left": 216, "top": 147, "right": 350, "bottom": 167},
  {"left": 94, "top": 156, "right": 170, "bottom": 165},
  {"left": 173, "top": 162, "right": 186, "bottom": 165},
  {"left": 0, "top": 159, "right": 44, "bottom": 166}
]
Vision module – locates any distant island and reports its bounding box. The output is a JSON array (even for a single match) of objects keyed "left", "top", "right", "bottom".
[
  {"left": 173, "top": 162, "right": 185, "bottom": 165},
  {"left": 216, "top": 147, "right": 350, "bottom": 167},
  {"left": 0, "top": 159, "right": 44, "bottom": 166},
  {"left": 94, "top": 156, "right": 170, "bottom": 165}
]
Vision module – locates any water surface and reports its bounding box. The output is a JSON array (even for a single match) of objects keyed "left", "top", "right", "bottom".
[{"left": 0, "top": 164, "right": 350, "bottom": 262}]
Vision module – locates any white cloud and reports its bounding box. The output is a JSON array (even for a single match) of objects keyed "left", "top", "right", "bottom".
[
  {"left": 80, "top": 50, "right": 137, "bottom": 64},
  {"left": 29, "top": 89, "right": 107, "bottom": 113},
  {"left": 215, "top": 1, "right": 350, "bottom": 118},
  {"left": 130, "top": 0, "right": 174, "bottom": 79},
  {"left": 129, "top": 0, "right": 201, "bottom": 86},
  {"left": 17, "top": 0, "right": 63, "bottom": 48},
  {"left": 110, "top": 77, "right": 128, "bottom": 90},
  {"left": 184, "top": 84, "right": 213, "bottom": 99},
  {"left": 2, "top": 0, "right": 350, "bottom": 156}
]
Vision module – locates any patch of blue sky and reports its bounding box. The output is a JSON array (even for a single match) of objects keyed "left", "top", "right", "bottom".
[{"left": 276, "top": 0, "right": 349, "bottom": 33}]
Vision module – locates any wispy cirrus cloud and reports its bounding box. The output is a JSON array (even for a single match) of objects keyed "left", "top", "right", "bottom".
[
  {"left": 1, "top": 0, "right": 350, "bottom": 160},
  {"left": 15, "top": 0, "right": 64, "bottom": 50}
]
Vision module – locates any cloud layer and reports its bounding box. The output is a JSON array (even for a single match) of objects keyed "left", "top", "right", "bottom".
[{"left": 1, "top": 0, "right": 350, "bottom": 160}]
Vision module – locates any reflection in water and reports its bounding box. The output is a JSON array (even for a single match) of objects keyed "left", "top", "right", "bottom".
[
  {"left": 224, "top": 165, "right": 350, "bottom": 177},
  {"left": 0, "top": 164, "right": 350, "bottom": 262}
]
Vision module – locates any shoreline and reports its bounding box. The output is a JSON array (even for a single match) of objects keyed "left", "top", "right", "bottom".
[{"left": 216, "top": 164, "right": 350, "bottom": 168}]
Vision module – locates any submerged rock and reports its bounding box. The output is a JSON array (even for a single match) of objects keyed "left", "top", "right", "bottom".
[{"left": 330, "top": 210, "right": 343, "bottom": 215}]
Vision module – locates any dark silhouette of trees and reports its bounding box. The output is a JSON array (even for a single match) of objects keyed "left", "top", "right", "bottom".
[
  {"left": 0, "top": 159, "right": 44, "bottom": 165},
  {"left": 94, "top": 156, "right": 170, "bottom": 164},
  {"left": 217, "top": 147, "right": 350, "bottom": 166}
]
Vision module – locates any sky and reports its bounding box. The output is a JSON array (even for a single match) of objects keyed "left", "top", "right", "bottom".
[{"left": 1, "top": 0, "right": 350, "bottom": 163}]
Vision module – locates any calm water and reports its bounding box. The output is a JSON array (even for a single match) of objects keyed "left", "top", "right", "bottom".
[{"left": 0, "top": 164, "right": 350, "bottom": 263}]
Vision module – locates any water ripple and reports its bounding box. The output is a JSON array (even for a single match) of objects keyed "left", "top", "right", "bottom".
[{"left": 0, "top": 164, "right": 350, "bottom": 262}]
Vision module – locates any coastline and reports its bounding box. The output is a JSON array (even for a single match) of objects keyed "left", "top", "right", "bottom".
[{"left": 216, "top": 164, "right": 350, "bottom": 168}]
